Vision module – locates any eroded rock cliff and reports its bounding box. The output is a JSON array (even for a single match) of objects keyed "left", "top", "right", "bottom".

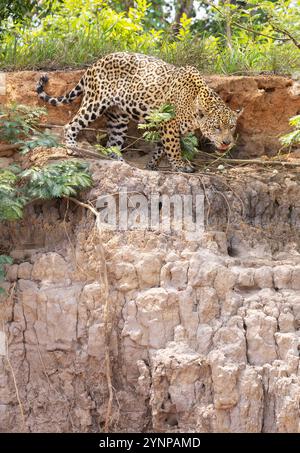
[{"left": 1, "top": 160, "right": 300, "bottom": 432}]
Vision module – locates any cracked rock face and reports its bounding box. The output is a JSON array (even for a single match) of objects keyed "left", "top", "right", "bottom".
[{"left": 1, "top": 161, "right": 300, "bottom": 433}]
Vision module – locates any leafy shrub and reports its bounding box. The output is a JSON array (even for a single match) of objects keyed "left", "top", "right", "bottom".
[
  {"left": 0, "top": 165, "right": 27, "bottom": 221},
  {"left": 22, "top": 160, "right": 93, "bottom": 199},
  {"left": 0, "top": 104, "right": 59, "bottom": 153},
  {"left": 0, "top": 160, "right": 93, "bottom": 222},
  {"left": 138, "top": 103, "right": 199, "bottom": 161},
  {"left": 138, "top": 103, "right": 175, "bottom": 142},
  {"left": 95, "top": 144, "right": 123, "bottom": 158},
  {"left": 0, "top": 255, "right": 13, "bottom": 294},
  {"left": 180, "top": 133, "right": 199, "bottom": 161},
  {"left": 280, "top": 115, "right": 300, "bottom": 148}
]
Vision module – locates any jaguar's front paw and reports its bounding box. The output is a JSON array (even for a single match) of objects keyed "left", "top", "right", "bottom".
[
  {"left": 173, "top": 163, "right": 195, "bottom": 173},
  {"left": 145, "top": 162, "right": 159, "bottom": 171},
  {"left": 108, "top": 152, "right": 124, "bottom": 161}
]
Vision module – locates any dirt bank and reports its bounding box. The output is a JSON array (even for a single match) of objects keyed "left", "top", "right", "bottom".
[{"left": 1, "top": 70, "right": 300, "bottom": 157}]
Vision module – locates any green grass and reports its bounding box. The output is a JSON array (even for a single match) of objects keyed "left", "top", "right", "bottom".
[{"left": 1, "top": 33, "right": 299, "bottom": 75}]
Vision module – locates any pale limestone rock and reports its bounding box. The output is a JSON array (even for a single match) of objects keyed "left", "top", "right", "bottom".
[
  {"left": 197, "top": 287, "right": 219, "bottom": 324},
  {"left": 196, "top": 324, "right": 213, "bottom": 355},
  {"left": 135, "top": 288, "right": 179, "bottom": 349},
  {"left": 209, "top": 350, "right": 239, "bottom": 410},
  {"left": 122, "top": 300, "right": 143, "bottom": 342},
  {"left": 150, "top": 338, "right": 211, "bottom": 431},
  {"left": 273, "top": 265, "right": 293, "bottom": 289},
  {"left": 160, "top": 260, "right": 189, "bottom": 290},
  {"left": 230, "top": 366, "right": 263, "bottom": 432},
  {"left": 213, "top": 322, "right": 247, "bottom": 364},
  {"left": 87, "top": 323, "right": 105, "bottom": 358},
  {"left": 264, "top": 365, "right": 300, "bottom": 433},
  {"left": 221, "top": 290, "right": 243, "bottom": 317},
  {"left": 137, "top": 360, "right": 151, "bottom": 397},
  {"left": 112, "top": 262, "right": 138, "bottom": 292},
  {"left": 135, "top": 253, "right": 161, "bottom": 288},
  {"left": 235, "top": 267, "right": 255, "bottom": 288},
  {"left": 31, "top": 252, "right": 69, "bottom": 283},
  {"left": 5, "top": 264, "right": 18, "bottom": 282},
  {"left": 2, "top": 156, "right": 300, "bottom": 432},
  {"left": 87, "top": 323, "right": 117, "bottom": 358},
  {"left": 254, "top": 266, "right": 273, "bottom": 289},
  {"left": 275, "top": 333, "right": 299, "bottom": 360},
  {"left": 44, "top": 285, "right": 81, "bottom": 351},
  {"left": 178, "top": 287, "right": 199, "bottom": 342},
  {"left": 187, "top": 250, "right": 222, "bottom": 287},
  {"left": 214, "top": 267, "right": 237, "bottom": 299},
  {"left": 278, "top": 311, "right": 295, "bottom": 332},
  {"left": 245, "top": 311, "right": 277, "bottom": 365},
  {"left": 18, "top": 279, "right": 38, "bottom": 325},
  {"left": 291, "top": 267, "right": 300, "bottom": 290},
  {"left": 17, "top": 262, "right": 32, "bottom": 280}
]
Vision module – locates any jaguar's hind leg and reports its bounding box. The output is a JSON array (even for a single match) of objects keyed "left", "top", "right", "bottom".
[
  {"left": 105, "top": 110, "right": 130, "bottom": 160},
  {"left": 64, "top": 100, "right": 107, "bottom": 151}
]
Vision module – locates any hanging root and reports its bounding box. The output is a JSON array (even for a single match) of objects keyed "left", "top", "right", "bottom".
[{"left": 68, "top": 197, "right": 113, "bottom": 433}]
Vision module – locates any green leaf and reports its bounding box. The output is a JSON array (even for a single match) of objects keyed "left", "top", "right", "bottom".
[{"left": 180, "top": 133, "right": 199, "bottom": 161}]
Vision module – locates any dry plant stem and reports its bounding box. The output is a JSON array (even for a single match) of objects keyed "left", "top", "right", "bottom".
[
  {"left": 0, "top": 283, "right": 26, "bottom": 431},
  {"left": 67, "top": 196, "right": 113, "bottom": 433},
  {"left": 0, "top": 143, "right": 20, "bottom": 151},
  {"left": 68, "top": 146, "right": 108, "bottom": 160}
]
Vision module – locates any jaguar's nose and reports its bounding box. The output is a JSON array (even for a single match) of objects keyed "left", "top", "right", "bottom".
[{"left": 222, "top": 139, "right": 231, "bottom": 146}]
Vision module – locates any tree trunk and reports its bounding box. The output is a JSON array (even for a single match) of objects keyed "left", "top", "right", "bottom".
[
  {"left": 223, "top": 0, "right": 233, "bottom": 50},
  {"left": 172, "top": 0, "right": 194, "bottom": 35}
]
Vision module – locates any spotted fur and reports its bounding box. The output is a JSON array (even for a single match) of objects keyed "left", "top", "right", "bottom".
[{"left": 36, "top": 52, "right": 239, "bottom": 172}]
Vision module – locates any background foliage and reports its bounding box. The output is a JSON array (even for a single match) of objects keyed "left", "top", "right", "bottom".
[{"left": 0, "top": 0, "right": 299, "bottom": 74}]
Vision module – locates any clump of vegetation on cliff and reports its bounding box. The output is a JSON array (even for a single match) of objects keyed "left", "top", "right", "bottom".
[{"left": 0, "top": 104, "right": 93, "bottom": 289}]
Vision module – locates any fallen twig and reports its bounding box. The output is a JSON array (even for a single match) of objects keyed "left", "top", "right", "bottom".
[{"left": 212, "top": 158, "right": 300, "bottom": 167}]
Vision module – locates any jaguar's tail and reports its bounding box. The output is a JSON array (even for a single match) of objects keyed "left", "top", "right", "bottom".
[{"left": 36, "top": 74, "right": 85, "bottom": 106}]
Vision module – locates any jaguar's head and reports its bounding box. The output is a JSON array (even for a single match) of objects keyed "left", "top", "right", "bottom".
[{"left": 199, "top": 108, "right": 241, "bottom": 152}]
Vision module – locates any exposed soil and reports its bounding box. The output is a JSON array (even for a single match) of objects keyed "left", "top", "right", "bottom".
[{"left": 1, "top": 70, "right": 300, "bottom": 158}]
